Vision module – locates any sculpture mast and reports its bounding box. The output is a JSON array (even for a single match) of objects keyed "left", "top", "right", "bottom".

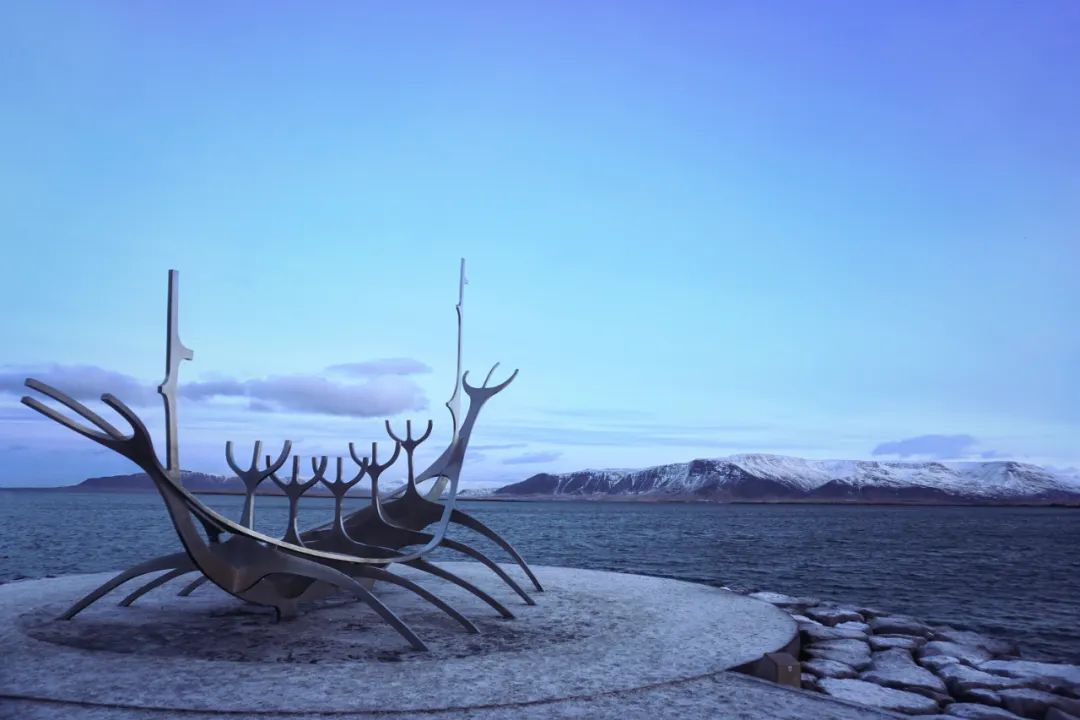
[
  {"left": 158, "top": 269, "right": 193, "bottom": 478},
  {"left": 446, "top": 258, "right": 466, "bottom": 440}
]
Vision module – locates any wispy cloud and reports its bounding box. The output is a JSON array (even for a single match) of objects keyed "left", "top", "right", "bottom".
[
  {"left": 872, "top": 434, "right": 986, "bottom": 459},
  {"left": 502, "top": 450, "right": 563, "bottom": 465},
  {"left": 0, "top": 364, "right": 157, "bottom": 404},
  {"left": 327, "top": 358, "right": 431, "bottom": 377},
  {"left": 181, "top": 374, "right": 426, "bottom": 417},
  {"left": 2, "top": 361, "right": 430, "bottom": 418}
]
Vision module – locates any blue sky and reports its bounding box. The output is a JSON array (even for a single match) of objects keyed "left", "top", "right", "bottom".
[{"left": 2, "top": 2, "right": 1078, "bottom": 487}]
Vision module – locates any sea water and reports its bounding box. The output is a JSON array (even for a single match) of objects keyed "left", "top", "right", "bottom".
[{"left": 1, "top": 490, "right": 1076, "bottom": 662}]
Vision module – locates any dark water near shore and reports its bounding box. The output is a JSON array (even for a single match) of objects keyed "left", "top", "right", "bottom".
[{"left": 1, "top": 490, "right": 1077, "bottom": 663}]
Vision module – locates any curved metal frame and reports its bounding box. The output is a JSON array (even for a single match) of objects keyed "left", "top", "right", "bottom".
[{"left": 22, "top": 262, "right": 540, "bottom": 650}]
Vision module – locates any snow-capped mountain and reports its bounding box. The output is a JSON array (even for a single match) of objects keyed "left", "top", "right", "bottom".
[{"left": 494, "top": 454, "right": 1080, "bottom": 505}]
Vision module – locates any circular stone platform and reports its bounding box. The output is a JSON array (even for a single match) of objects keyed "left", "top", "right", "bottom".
[{"left": 0, "top": 563, "right": 797, "bottom": 718}]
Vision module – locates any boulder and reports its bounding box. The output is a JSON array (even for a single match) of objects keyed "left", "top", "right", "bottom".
[
  {"left": 802, "top": 624, "right": 868, "bottom": 643},
  {"left": 806, "top": 605, "right": 866, "bottom": 626},
  {"left": 871, "top": 635, "right": 926, "bottom": 652},
  {"left": 748, "top": 591, "right": 818, "bottom": 609},
  {"left": 1053, "top": 696, "right": 1080, "bottom": 716},
  {"left": 979, "top": 660, "right": 1080, "bottom": 694},
  {"left": 937, "top": 663, "right": 1027, "bottom": 695},
  {"left": 944, "top": 703, "right": 1025, "bottom": 719},
  {"left": 802, "top": 658, "right": 858, "bottom": 679},
  {"left": 806, "top": 642, "right": 872, "bottom": 671},
  {"left": 871, "top": 615, "right": 933, "bottom": 637},
  {"left": 871, "top": 648, "right": 917, "bottom": 667},
  {"left": 813, "top": 638, "right": 871, "bottom": 653},
  {"left": 932, "top": 628, "right": 1020, "bottom": 657},
  {"left": 790, "top": 614, "right": 818, "bottom": 625},
  {"left": 817, "top": 678, "right": 940, "bottom": 715},
  {"left": 1047, "top": 708, "right": 1080, "bottom": 720},
  {"left": 955, "top": 688, "right": 1001, "bottom": 706},
  {"left": 921, "top": 655, "right": 963, "bottom": 673},
  {"left": 920, "top": 641, "right": 993, "bottom": 666},
  {"left": 854, "top": 606, "right": 888, "bottom": 619},
  {"left": 997, "top": 688, "right": 1065, "bottom": 719},
  {"left": 861, "top": 648, "right": 948, "bottom": 702},
  {"left": 835, "top": 620, "right": 871, "bottom": 634}
]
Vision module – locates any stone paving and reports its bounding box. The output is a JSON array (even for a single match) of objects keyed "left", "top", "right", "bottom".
[{"left": 0, "top": 564, "right": 895, "bottom": 719}]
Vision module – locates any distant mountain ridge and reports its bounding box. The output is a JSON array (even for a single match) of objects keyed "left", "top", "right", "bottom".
[
  {"left": 78, "top": 470, "right": 240, "bottom": 493},
  {"left": 495, "top": 454, "right": 1080, "bottom": 505},
  {"left": 71, "top": 471, "right": 364, "bottom": 497}
]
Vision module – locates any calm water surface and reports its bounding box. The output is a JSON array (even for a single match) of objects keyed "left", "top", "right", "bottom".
[{"left": 1, "top": 490, "right": 1077, "bottom": 662}]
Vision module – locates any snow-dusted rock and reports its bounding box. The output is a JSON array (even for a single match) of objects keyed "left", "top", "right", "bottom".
[
  {"left": 803, "top": 658, "right": 858, "bottom": 679},
  {"left": 956, "top": 688, "right": 1002, "bottom": 706},
  {"left": 944, "top": 703, "right": 1026, "bottom": 719},
  {"left": 998, "top": 688, "right": 1068, "bottom": 719},
  {"left": 854, "top": 606, "right": 888, "bottom": 619},
  {"left": 870, "top": 616, "right": 933, "bottom": 637},
  {"left": 861, "top": 648, "right": 948, "bottom": 701},
  {"left": 817, "top": 678, "right": 940, "bottom": 715},
  {"left": 932, "top": 628, "right": 1020, "bottom": 657},
  {"left": 871, "top": 648, "right": 917, "bottom": 667},
  {"left": 921, "top": 654, "right": 963, "bottom": 673},
  {"left": 812, "top": 643, "right": 868, "bottom": 660},
  {"left": 1053, "top": 696, "right": 1080, "bottom": 716},
  {"left": 862, "top": 663, "right": 947, "bottom": 701},
  {"left": 919, "top": 641, "right": 993, "bottom": 666},
  {"left": 870, "top": 635, "right": 925, "bottom": 652},
  {"left": 790, "top": 614, "right": 818, "bottom": 625},
  {"left": 979, "top": 660, "right": 1080, "bottom": 693},
  {"left": 806, "top": 643, "right": 872, "bottom": 671},
  {"left": 802, "top": 624, "right": 868, "bottom": 643},
  {"left": 936, "top": 663, "right": 1027, "bottom": 695},
  {"left": 748, "top": 591, "right": 818, "bottom": 609},
  {"left": 1047, "top": 708, "right": 1080, "bottom": 720},
  {"left": 835, "top": 620, "right": 871, "bottom": 634},
  {"left": 800, "top": 672, "right": 819, "bottom": 690},
  {"left": 806, "top": 605, "right": 865, "bottom": 626}
]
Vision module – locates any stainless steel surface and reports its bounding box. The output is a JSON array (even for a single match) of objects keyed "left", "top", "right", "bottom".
[
  {"left": 226, "top": 440, "right": 292, "bottom": 528},
  {"left": 21, "top": 262, "right": 540, "bottom": 651}
]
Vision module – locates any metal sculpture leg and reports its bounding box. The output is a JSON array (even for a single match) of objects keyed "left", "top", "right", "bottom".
[
  {"left": 404, "top": 559, "right": 514, "bottom": 619},
  {"left": 439, "top": 538, "right": 536, "bottom": 606},
  {"left": 356, "top": 566, "right": 478, "bottom": 634},
  {"left": 243, "top": 562, "right": 428, "bottom": 651},
  {"left": 119, "top": 566, "right": 194, "bottom": 607},
  {"left": 62, "top": 552, "right": 191, "bottom": 619},
  {"left": 450, "top": 509, "right": 544, "bottom": 592},
  {"left": 302, "top": 529, "right": 514, "bottom": 620},
  {"left": 178, "top": 575, "right": 208, "bottom": 596}
]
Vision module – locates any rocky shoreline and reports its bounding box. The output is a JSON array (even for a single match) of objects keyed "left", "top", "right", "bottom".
[{"left": 738, "top": 589, "right": 1080, "bottom": 719}]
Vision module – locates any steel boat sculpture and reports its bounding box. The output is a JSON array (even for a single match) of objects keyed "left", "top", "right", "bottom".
[{"left": 22, "top": 261, "right": 540, "bottom": 650}]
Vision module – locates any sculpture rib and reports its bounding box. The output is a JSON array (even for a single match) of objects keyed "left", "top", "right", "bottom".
[
  {"left": 62, "top": 552, "right": 191, "bottom": 619},
  {"left": 119, "top": 566, "right": 193, "bottom": 607},
  {"left": 402, "top": 559, "right": 514, "bottom": 619},
  {"left": 439, "top": 537, "right": 536, "bottom": 606},
  {"left": 449, "top": 509, "right": 544, "bottom": 592},
  {"left": 178, "top": 575, "right": 207, "bottom": 597},
  {"left": 352, "top": 566, "right": 478, "bottom": 633}
]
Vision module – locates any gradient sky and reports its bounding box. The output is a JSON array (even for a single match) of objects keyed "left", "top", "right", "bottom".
[{"left": 2, "top": 1, "right": 1078, "bottom": 487}]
